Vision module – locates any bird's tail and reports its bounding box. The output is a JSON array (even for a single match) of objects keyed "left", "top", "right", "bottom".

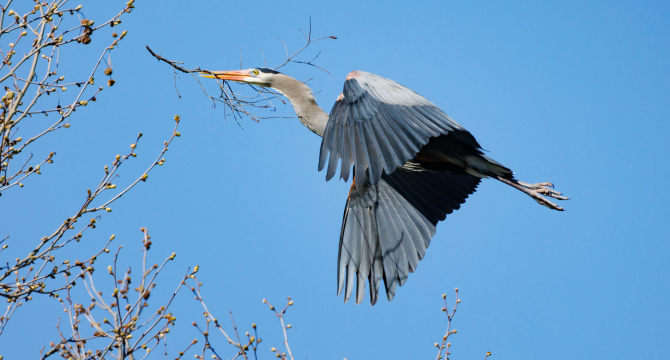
[{"left": 464, "top": 154, "right": 514, "bottom": 179}]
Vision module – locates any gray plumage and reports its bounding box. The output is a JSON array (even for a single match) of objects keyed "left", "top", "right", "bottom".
[
  {"left": 339, "top": 169, "right": 480, "bottom": 304},
  {"left": 202, "top": 67, "right": 568, "bottom": 306},
  {"left": 316, "top": 72, "right": 489, "bottom": 304},
  {"left": 319, "top": 71, "right": 469, "bottom": 188}
]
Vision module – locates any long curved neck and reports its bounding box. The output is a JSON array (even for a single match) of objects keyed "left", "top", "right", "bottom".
[{"left": 270, "top": 74, "right": 328, "bottom": 137}]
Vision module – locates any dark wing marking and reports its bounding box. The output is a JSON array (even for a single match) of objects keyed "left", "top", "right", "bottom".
[
  {"left": 413, "top": 133, "right": 513, "bottom": 178},
  {"left": 319, "top": 71, "right": 467, "bottom": 188},
  {"left": 337, "top": 169, "right": 481, "bottom": 305}
]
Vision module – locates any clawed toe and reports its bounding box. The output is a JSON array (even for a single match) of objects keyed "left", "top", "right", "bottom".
[
  {"left": 536, "top": 181, "right": 554, "bottom": 188},
  {"left": 527, "top": 183, "right": 570, "bottom": 203},
  {"left": 495, "top": 176, "right": 569, "bottom": 211},
  {"left": 519, "top": 181, "right": 554, "bottom": 190},
  {"left": 519, "top": 181, "right": 567, "bottom": 198},
  {"left": 531, "top": 197, "right": 565, "bottom": 211}
]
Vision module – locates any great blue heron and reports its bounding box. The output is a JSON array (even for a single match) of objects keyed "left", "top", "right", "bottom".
[{"left": 201, "top": 68, "right": 568, "bottom": 305}]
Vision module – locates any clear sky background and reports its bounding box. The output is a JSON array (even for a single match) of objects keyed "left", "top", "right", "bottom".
[{"left": 2, "top": 0, "right": 669, "bottom": 359}]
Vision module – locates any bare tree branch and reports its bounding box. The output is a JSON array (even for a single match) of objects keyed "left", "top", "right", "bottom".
[
  {"left": 145, "top": 21, "right": 336, "bottom": 127},
  {"left": 41, "top": 228, "right": 190, "bottom": 360}
]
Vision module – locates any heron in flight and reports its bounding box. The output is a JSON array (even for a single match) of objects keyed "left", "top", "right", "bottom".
[{"left": 201, "top": 68, "right": 568, "bottom": 305}]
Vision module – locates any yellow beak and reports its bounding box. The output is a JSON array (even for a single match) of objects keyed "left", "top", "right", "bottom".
[{"left": 199, "top": 69, "right": 252, "bottom": 83}]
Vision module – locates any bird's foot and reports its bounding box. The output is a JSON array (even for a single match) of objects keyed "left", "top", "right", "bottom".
[
  {"left": 517, "top": 181, "right": 569, "bottom": 198},
  {"left": 495, "top": 177, "right": 569, "bottom": 211}
]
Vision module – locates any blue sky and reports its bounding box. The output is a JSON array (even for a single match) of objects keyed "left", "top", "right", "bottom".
[{"left": 2, "top": 0, "right": 669, "bottom": 359}]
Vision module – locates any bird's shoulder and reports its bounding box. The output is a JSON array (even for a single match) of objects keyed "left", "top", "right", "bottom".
[{"left": 337, "top": 70, "right": 433, "bottom": 107}]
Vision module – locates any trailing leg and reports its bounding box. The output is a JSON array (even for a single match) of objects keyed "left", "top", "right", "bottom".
[{"left": 494, "top": 176, "right": 569, "bottom": 211}]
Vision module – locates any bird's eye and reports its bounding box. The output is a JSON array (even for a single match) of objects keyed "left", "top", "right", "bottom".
[{"left": 252, "top": 70, "right": 259, "bottom": 75}]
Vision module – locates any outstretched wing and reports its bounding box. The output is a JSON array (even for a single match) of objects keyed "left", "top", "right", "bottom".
[
  {"left": 319, "top": 71, "right": 468, "bottom": 188},
  {"left": 337, "top": 169, "right": 481, "bottom": 305}
]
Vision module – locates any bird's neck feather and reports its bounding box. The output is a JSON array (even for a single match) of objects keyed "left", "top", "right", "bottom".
[{"left": 271, "top": 74, "right": 328, "bottom": 137}]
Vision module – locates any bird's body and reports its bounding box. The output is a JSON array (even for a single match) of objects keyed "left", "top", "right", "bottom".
[{"left": 202, "top": 68, "right": 568, "bottom": 305}]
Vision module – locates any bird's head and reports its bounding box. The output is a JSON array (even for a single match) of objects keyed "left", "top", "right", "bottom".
[
  {"left": 199, "top": 66, "right": 326, "bottom": 135},
  {"left": 199, "top": 67, "right": 282, "bottom": 87}
]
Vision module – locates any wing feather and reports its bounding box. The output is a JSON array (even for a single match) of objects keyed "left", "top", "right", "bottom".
[
  {"left": 383, "top": 187, "right": 422, "bottom": 272},
  {"left": 380, "top": 190, "right": 410, "bottom": 284},
  {"left": 336, "top": 168, "right": 480, "bottom": 304},
  {"left": 374, "top": 204, "right": 399, "bottom": 301},
  {"left": 339, "top": 125, "right": 353, "bottom": 181},
  {"left": 329, "top": 71, "right": 486, "bottom": 305},
  {"left": 361, "top": 121, "right": 385, "bottom": 185},
  {"left": 376, "top": 109, "right": 412, "bottom": 164},
  {"left": 325, "top": 125, "right": 341, "bottom": 180},
  {"left": 337, "top": 202, "right": 353, "bottom": 296},
  {"left": 320, "top": 71, "right": 470, "bottom": 185},
  {"left": 394, "top": 106, "right": 432, "bottom": 139},
  {"left": 369, "top": 115, "right": 401, "bottom": 173},
  {"left": 378, "top": 104, "right": 419, "bottom": 156},
  {"left": 382, "top": 105, "right": 424, "bottom": 152}
]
